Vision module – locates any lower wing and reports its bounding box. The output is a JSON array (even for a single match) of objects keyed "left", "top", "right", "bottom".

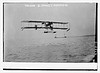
[{"left": 21, "top": 27, "right": 69, "bottom": 30}]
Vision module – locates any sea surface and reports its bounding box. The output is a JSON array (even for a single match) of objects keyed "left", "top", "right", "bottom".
[{"left": 4, "top": 35, "right": 96, "bottom": 63}]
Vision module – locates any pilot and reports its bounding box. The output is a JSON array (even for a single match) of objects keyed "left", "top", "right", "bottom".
[{"left": 35, "top": 25, "right": 37, "bottom": 30}]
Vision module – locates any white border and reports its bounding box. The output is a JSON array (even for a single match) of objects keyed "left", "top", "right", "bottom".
[
  {"left": 0, "top": 0, "right": 99, "bottom": 73},
  {"left": 2, "top": 62, "right": 97, "bottom": 69}
]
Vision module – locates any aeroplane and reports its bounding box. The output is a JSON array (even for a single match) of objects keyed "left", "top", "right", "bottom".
[{"left": 21, "top": 20, "right": 70, "bottom": 33}]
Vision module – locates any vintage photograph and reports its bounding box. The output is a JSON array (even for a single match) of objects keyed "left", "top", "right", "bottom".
[{"left": 3, "top": 3, "right": 97, "bottom": 63}]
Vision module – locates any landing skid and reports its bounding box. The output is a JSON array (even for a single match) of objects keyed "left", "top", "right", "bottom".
[{"left": 55, "top": 36, "right": 67, "bottom": 38}]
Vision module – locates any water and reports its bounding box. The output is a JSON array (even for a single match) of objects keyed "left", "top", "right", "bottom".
[{"left": 4, "top": 35, "right": 96, "bottom": 63}]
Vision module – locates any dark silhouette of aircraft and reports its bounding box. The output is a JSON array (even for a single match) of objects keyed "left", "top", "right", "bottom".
[{"left": 21, "top": 20, "right": 70, "bottom": 33}]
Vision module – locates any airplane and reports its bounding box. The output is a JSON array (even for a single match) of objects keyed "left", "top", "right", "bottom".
[{"left": 21, "top": 20, "right": 70, "bottom": 33}]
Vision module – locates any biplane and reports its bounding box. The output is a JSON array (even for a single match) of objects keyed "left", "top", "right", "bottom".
[{"left": 21, "top": 20, "right": 70, "bottom": 34}]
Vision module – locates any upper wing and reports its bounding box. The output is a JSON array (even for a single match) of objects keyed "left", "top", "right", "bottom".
[
  {"left": 52, "top": 22, "right": 69, "bottom": 24},
  {"left": 21, "top": 20, "right": 69, "bottom": 24},
  {"left": 21, "top": 20, "right": 44, "bottom": 23}
]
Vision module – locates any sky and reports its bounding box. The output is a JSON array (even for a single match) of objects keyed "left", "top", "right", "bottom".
[{"left": 4, "top": 3, "right": 96, "bottom": 47}]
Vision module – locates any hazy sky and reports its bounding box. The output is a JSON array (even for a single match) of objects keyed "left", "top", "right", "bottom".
[{"left": 4, "top": 3, "right": 96, "bottom": 47}]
